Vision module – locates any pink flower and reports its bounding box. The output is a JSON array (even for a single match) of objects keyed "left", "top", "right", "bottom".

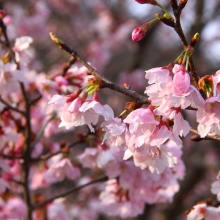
[
  {"left": 45, "top": 157, "right": 81, "bottom": 183},
  {"left": 173, "top": 112, "right": 190, "bottom": 137},
  {"left": 187, "top": 202, "right": 220, "bottom": 220},
  {"left": 101, "top": 117, "right": 126, "bottom": 147},
  {"left": 13, "top": 36, "right": 33, "bottom": 52},
  {"left": 213, "top": 70, "right": 220, "bottom": 96},
  {"left": 79, "top": 100, "right": 114, "bottom": 132},
  {"left": 197, "top": 96, "right": 220, "bottom": 137},
  {"left": 145, "top": 67, "right": 172, "bottom": 84},
  {"left": 77, "top": 148, "right": 99, "bottom": 169},
  {"left": 48, "top": 95, "right": 85, "bottom": 130},
  {"left": 47, "top": 199, "right": 69, "bottom": 220},
  {"left": 31, "top": 167, "right": 51, "bottom": 190},
  {"left": 134, "top": 0, "right": 157, "bottom": 5},
  {"left": 54, "top": 75, "right": 69, "bottom": 86},
  {"left": 100, "top": 179, "right": 145, "bottom": 218},
  {"left": 211, "top": 180, "right": 220, "bottom": 201},
  {"left": 35, "top": 74, "right": 59, "bottom": 100},
  {"left": 124, "top": 144, "right": 177, "bottom": 174},
  {"left": 0, "top": 61, "right": 26, "bottom": 94},
  {"left": 2, "top": 197, "right": 27, "bottom": 219},
  {"left": 123, "top": 108, "right": 159, "bottom": 148},
  {"left": 132, "top": 23, "right": 149, "bottom": 42}
]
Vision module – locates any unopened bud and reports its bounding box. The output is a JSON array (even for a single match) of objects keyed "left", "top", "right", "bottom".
[
  {"left": 132, "top": 23, "right": 149, "bottom": 42},
  {"left": 125, "top": 102, "right": 137, "bottom": 113},
  {"left": 198, "top": 75, "right": 213, "bottom": 98},
  {"left": 190, "top": 33, "right": 200, "bottom": 47},
  {"left": 66, "top": 88, "right": 82, "bottom": 103},
  {"left": 134, "top": 0, "right": 157, "bottom": 5},
  {"left": 50, "top": 32, "right": 65, "bottom": 46},
  {"left": 123, "top": 83, "right": 131, "bottom": 90}
]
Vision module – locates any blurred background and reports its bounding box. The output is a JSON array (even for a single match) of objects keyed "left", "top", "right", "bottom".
[{"left": 1, "top": 0, "right": 220, "bottom": 219}]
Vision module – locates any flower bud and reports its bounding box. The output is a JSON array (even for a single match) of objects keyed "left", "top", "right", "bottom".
[
  {"left": 134, "top": 0, "right": 157, "bottom": 5},
  {"left": 190, "top": 33, "right": 199, "bottom": 47},
  {"left": 132, "top": 23, "right": 149, "bottom": 41}
]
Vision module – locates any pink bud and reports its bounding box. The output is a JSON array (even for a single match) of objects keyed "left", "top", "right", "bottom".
[
  {"left": 134, "top": 0, "right": 157, "bottom": 5},
  {"left": 54, "top": 76, "right": 69, "bottom": 86},
  {"left": 132, "top": 23, "right": 149, "bottom": 42},
  {"left": 173, "top": 65, "right": 190, "bottom": 95}
]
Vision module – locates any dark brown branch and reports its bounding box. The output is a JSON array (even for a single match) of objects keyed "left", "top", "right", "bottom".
[
  {"left": 190, "top": 128, "right": 220, "bottom": 141},
  {"left": 32, "top": 140, "right": 82, "bottom": 162},
  {"left": 61, "top": 56, "right": 76, "bottom": 77},
  {"left": 20, "top": 83, "right": 33, "bottom": 220},
  {"left": 10, "top": 178, "right": 25, "bottom": 186},
  {"left": 33, "top": 176, "right": 108, "bottom": 209},
  {"left": 0, "top": 154, "right": 22, "bottom": 160},
  {"left": 50, "top": 33, "right": 149, "bottom": 104},
  {"left": 0, "top": 96, "right": 25, "bottom": 115}
]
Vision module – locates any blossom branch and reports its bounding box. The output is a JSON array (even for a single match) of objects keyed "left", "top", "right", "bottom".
[
  {"left": 50, "top": 33, "right": 149, "bottom": 104},
  {"left": 33, "top": 175, "right": 108, "bottom": 209},
  {"left": 61, "top": 56, "right": 76, "bottom": 77},
  {"left": 0, "top": 14, "right": 33, "bottom": 219},
  {"left": 0, "top": 154, "right": 22, "bottom": 160}
]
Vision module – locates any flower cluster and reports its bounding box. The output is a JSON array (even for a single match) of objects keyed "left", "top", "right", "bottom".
[{"left": 1, "top": 0, "right": 220, "bottom": 220}]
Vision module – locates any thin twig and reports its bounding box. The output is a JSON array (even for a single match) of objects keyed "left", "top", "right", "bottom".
[
  {"left": 29, "top": 95, "right": 42, "bottom": 106},
  {"left": 0, "top": 96, "right": 25, "bottom": 115},
  {"left": 190, "top": 128, "right": 220, "bottom": 141},
  {"left": 0, "top": 154, "right": 23, "bottom": 160},
  {"left": 31, "top": 115, "right": 56, "bottom": 148},
  {"left": 33, "top": 176, "right": 108, "bottom": 209},
  {"left": 170, "top": 0, "right": 200, "bottom": 87},
  {"left": 10, "top": 178, "right": 25, "bottom": 186},
  {"left": 61, "top": 56, "right": 76, "bottom": 77},
  {"left": 50, "top": 33, "right": 149, "bottom": 104}
]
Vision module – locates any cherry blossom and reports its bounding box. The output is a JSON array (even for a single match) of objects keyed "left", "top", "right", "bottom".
[
  {"left": 123, "top": 107, "right": 159, "bottom": 148},
  {"left": 187, "top": 202, "right": 220, "bottom": 220},
  {"left": 197, "top": 96, "right": 220, "bottom": 137},
  {"left": 45, "top": 156, "right": 81, "bottom": 183},
  {"left": 124, "top": 144, "right": 177, "bottom": 174},
  {"left": 2, "top": 197, "right": 27, "bottom": 219},
  {"left": 47, "top": 199, "right": 70, "bottom": 220},
  {"left": 99, "top": 179, "right": 145, "bottom": 218}
]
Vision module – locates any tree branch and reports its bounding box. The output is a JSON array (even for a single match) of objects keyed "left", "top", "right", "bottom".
[
  {"left": 50, "top": 33, "right": 150, "bottom": 104},
  {"left": 190, "top": 128, "right": 220, "bottom": 141},
  {"left": 33, "top": 176, "right": 108, "bottom": 209},
  {"left": 0, "top": 96, "right": 25, "bottom": 115},
  {"left": 32, "top": 140, "right": 82, "bottom": 162},
  {"left": 170, "top": 1, "right": 200, "bottom": 87}
]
